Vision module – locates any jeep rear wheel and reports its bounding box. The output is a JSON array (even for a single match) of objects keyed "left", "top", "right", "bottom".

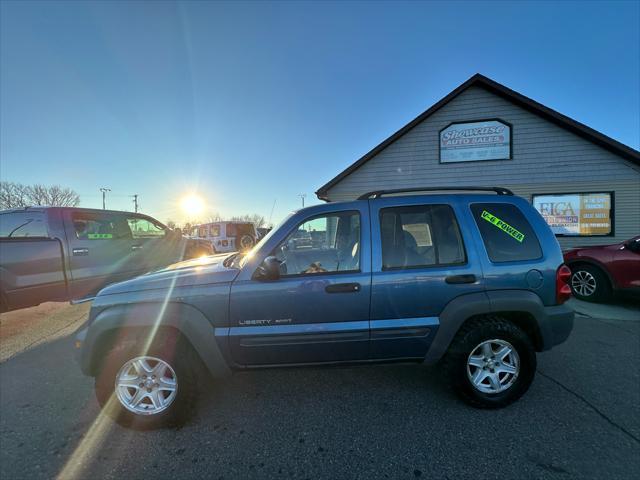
[
  {"left": 443, "top": 316, "right": 536, "bottom": 408},
  {"left": 95, "top": 330, "right": 198, "bottom": 429}
]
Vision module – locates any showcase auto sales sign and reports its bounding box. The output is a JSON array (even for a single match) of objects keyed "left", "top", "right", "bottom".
[{"left": 440, "top": 120, "right": 511, "bottom": 162}]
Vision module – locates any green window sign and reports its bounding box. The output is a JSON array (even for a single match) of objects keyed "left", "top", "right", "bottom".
[
  {"left": 481, "top": 210, "right": 525, "bottom": 243},
  {"left": 87, "top": 233, "right": 113, "bottom": 239}
]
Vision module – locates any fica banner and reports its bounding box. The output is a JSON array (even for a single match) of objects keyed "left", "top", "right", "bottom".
[{"left": 532, "top": 193, "right": 612, "bottom": 236}]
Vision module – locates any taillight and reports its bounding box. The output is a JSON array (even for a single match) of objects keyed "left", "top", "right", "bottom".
[{"left": 556, "top": 265, "right": 572, "bottom": 304}]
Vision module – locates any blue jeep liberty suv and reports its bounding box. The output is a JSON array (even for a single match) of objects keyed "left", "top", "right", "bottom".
[{"left": 75, "top": 187, "right": 574, "bottom": 428}]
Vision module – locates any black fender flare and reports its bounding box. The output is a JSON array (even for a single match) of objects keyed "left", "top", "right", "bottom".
[
  {"left": 424, "top": 290, "right": 556, "bottom": 364},
  {"left": 423, "top": 291, "right": 492, "bottom": 365},
  {"left": 80, "top": 302, "right": 231, "bottom": 379}
]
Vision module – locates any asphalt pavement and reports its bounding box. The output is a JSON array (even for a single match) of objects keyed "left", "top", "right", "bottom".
[{"left": 1, "top": 311, "right": 639, "bottom": 479}]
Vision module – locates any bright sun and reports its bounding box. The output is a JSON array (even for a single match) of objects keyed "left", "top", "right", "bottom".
[{"left": 181, "top": 194, "right": 205, "bottom": 217}]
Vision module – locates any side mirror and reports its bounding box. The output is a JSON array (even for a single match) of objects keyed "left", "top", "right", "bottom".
[
  {"left": 254, "top": 256, "right": 281, "bottom": 281},
  {"left": 625, "top": 239, "right": 640, "bottom": 252}
]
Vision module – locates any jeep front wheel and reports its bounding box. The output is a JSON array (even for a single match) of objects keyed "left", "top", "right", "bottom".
[
  {"left": 95, "top": 331, "right": 198, "bottom": 429},
  {"left": 443, "top": 317, "right": 536, "bottom": 408}
]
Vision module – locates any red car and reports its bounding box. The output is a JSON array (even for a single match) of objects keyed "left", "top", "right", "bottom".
[{"left": 563, "top": 235, "right": 640, "bottom": 302}]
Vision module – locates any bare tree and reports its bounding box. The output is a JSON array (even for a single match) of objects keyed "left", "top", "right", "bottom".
[
  {"left": 0, "top": 182, "right": 31, "bottom": 208},
  {"left": 166, "top": 220, "right": 177, "bottom": 229},
  {"left": 0, "top": 181, "right": 80, "bottom": 209},
  {"left": 28, "top": 184, "right": 80, "bottom": 207},
  {"left": 231, "top": 213, "right": 266, "bottom": 228},
  {"left": 207, "top": 212, "right": 224, "bottom": 222}
]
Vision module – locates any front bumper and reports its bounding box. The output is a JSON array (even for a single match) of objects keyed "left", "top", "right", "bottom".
[{"left": 538, "top": 303, "right": 574, "bottom": 350}]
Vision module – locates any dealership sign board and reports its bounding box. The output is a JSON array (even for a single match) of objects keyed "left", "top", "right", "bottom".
[
  {"left": 440, "top": 120, "right": 511, "bottom": 163},
  {"left": 532, "top": 193, "right": 612, "bottom": 236}
]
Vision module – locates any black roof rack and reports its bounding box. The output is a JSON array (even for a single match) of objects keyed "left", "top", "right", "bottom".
[{"left": 357, "top": 186, "right": 514, "bottom": 200}]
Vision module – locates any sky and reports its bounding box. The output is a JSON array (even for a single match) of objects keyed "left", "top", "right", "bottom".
[{"left": 1, "top": 0, "right": 639, "bottom": 225}]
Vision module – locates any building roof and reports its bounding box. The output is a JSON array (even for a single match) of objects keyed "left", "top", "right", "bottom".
[{"left": 316, "top": 73, "right": 640, "bottom": 200}]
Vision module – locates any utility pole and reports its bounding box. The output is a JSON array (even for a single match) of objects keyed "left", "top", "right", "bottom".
[
  {"left": 298, "top": 193, "right": 306, "bottom": 208},
  {"left": 99, "top": 188, "right": 111, "bottom": 210},
  {"left": 131, "top": 194, "right": 139, "bottom": 213},
  {"left": 268, "top": 198, "right": 277, "bottom": 226}
]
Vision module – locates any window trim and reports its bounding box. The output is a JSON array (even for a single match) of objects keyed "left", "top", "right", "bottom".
[
  {"left": 470, "top": 202, "right": 543, "bottom": 264},
  {"left": 379, "top": 204, "right": 467, "bottom": 271},
  {"left": 270, "top": 210, "right": 362, "bottom": 278}
]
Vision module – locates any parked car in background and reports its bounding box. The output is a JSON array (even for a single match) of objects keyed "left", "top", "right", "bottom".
[
  {"left": 256, "top": 227, "right": 271, "bottom": 240},
  {"left": 75, "top": 187, "right": 574, "bottom": 428},
  {"left": 563, "top": 235, "right": 640, "bottom": 302},
  {"left": 287, "top": 228, "right": 312, "bottom": 249},
  {"left": 189, "top": 221, "right": 258, "bottom": 253},
  {"left": 0, "top": 207, "right": 212, "bottom": 312}
]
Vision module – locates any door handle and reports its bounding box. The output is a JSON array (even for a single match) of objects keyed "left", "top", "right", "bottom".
[
  {"left": 445, "top": 274, "right": 476, "bottom": 284},
  {"left": 325, "top": 283, "right": 361, "bottom": 293},
  {"left": 131, "top": 245, "right": 143, "bottom": 251},
  {"left": 72, "top": 248, "right": 89, "bottom": 256}
]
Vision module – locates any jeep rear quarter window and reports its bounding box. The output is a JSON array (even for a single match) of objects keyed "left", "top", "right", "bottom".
[{"left": 471, "top": 203, "right": 542, "bottom": 263}]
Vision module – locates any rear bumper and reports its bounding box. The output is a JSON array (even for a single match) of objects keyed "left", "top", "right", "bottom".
[{"left": 538, "top": 303, "right": 574, "bottom": 351}]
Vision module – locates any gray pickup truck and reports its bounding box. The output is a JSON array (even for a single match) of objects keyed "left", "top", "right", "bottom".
[{"left": 0, "top": 207, "right": 212, "bottom": 312}]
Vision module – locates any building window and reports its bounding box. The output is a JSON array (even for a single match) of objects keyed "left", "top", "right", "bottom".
[{"left": 532, "top": 192, "right": 613, "bottom": 236}]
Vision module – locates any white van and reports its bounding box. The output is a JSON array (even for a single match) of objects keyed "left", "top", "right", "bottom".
[{"left": 190, "top": 221, "right": 258, "bottom": 253}]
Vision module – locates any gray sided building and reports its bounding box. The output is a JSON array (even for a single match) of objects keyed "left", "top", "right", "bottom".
[{"left": 316, "top": 74, "right": 640, "bottom": 250}]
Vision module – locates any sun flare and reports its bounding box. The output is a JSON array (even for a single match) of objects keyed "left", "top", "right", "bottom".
[{"left": 180, "top": 194, "right": 205, "bottom": 217}]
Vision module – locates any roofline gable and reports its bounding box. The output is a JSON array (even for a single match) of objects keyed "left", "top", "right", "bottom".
[{"left": 316, "top": 73, "right": 640, "bottom": 200}]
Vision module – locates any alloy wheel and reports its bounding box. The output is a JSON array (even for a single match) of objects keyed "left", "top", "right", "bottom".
[
  {"left": 467, "top": 339, "right": 520, "bottom": 394},
  {"left": 114, "top": 356, "right": 178, "bottom": 415},
  {"left": 571, "top": 270, "right": 597, "bottom": 297}
]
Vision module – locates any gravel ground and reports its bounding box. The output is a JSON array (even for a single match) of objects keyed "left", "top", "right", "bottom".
[{"left": 0, "top": 302, "right": 89, "bottom": 362}]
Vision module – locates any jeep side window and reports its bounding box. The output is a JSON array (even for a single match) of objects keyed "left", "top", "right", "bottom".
[
  {"left": 470, "top": 203, "right": 542, "bottom": 263},
  {"left": 274, "top": 212, "right": 360, "bottom": 275},
  {"left": 73, "top": 213, "right": 132, "bottom": 240},
  {"left": 380, "top": 204, "right": 466, "bottom": 270}
]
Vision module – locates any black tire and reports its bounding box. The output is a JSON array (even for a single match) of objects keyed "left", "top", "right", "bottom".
[
  {"left": 569, "top": 264, "right": 611, "bottom": 302},
  {"left": 442, "top": 316, "right": 537, "bottom": 409},
  {"left": 95, "top": 329, "right": 199, "bottom": 429}
]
